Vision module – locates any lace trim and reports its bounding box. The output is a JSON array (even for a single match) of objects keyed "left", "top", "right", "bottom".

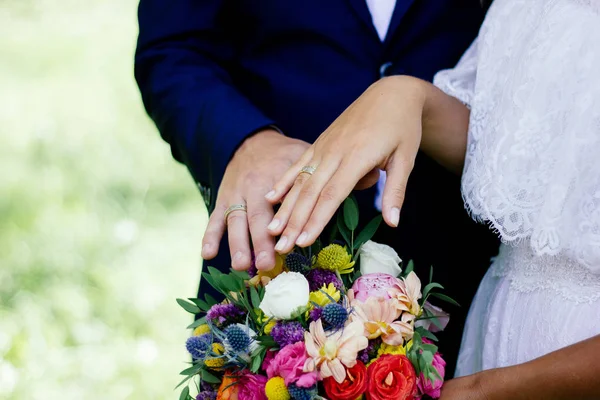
[{"left": 491, "top": 244, "right": 600, "bottom": 304}]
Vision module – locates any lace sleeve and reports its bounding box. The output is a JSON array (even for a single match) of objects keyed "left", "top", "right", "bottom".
[{"left": 432, "top": 38, "right": 479, "bottom": 108}]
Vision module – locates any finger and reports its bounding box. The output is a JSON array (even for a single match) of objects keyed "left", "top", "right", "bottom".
[
  {"left": 201, "top": 203, "right": 227, "bottom": 260},
  {"left": 381, "top": 150, "right": 415, "bottom": 228},
  {"left": 268, "top": 163, "right": 315, "bottom": 238},
  {"left": 265, "top": 148, "right": 314, "bottom": 204},
  {"left": 278, "top": 159, "right": 341, "bottom": 250},
  {"left": 354, "top": 168, "right": 380, "bottom": 190},
  {"left": 246, "top": 190, "right": 277, "bottom": 271},
  {"left": 294, "top": 160, "right": 368, "bottom": 247},
  {"left": 226, "top": 202, "right": 253, "bottom": 270}
]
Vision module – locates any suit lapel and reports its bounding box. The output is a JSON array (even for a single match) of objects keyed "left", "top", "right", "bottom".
[
  {"left": 385, "top": 0, "right": 417, "bottom": 44},
  {"left": 346, "top": 0, "right": 379, "bottom": 38}
]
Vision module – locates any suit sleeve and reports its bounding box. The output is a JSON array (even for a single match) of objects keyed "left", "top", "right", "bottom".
[{"left": 134, "top": 0, "right": 275, "bottom": 211}]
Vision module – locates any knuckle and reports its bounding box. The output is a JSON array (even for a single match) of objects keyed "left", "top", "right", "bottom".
[
  {"left": 319, "top": 185, "right": 338, "bottom": 203},
  {"left": 227, "top": 214, "right": 246, "bottom": 225},
  {"left": 247, "top": 210, "right": 268, "bottom": 224}
]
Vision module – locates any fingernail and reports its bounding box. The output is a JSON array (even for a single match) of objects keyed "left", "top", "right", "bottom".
[
  {"left": 274, "top": 236, "right": 288, "bottom": 252},
  {"left": 267, "top": 219, "right": 280, "bottom": 231},
  {"left": 256, "top": 251, "right": 267, "bottom": 262},
  {"left": 233, "top": 251, "right": 243, "bottom": 262},
  {"left": 390, "top": 207, "right": 400, "bottom": 227},
  {"left": 296, "top": 232, "right": 308, "bottom": 246},
  {"left": 265, "top": 190, "right": 276, "bottom": 200}
]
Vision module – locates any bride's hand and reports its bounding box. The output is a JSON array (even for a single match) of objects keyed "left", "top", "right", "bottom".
[{"left": 264, "top": 76, "right": 427, "bottom": 252}]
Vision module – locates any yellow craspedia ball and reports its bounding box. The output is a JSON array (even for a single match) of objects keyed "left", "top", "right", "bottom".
[
  {"left": 265, "top": 376, "right": 290, "bottom": 400},
  {"left": 204, "top": 343, "right": 225, "bottom": 369},
  {"left": 377, "top": 342, "right": 407, "bottom": 357},
  {"left": 193, "top": 324, "right": 211, "bottom": 336},
  {"left": 316, "top": 244, "right": 355, "bottom": 274},
  {"left": 264, "top": 319, "right": 277, "bottom": 335}
]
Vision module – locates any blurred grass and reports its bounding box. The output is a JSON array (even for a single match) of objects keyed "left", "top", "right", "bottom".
[{"left": 0, "top": 0, "right": 207, "bottom": 398}]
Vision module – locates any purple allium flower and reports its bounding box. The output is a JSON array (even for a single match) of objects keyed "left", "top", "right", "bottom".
[
  {"left": 308, "top": 307, "right": 323, "bottom": 322},
  {"left": 206, "top": 303, "right": 245, "bottom": 327},
  {"left": 196, "top": 391, "right": 217, "bottom": 400},
  {"left": 270, "top": 321, "right": 305, "bottom": 348},
  {"left": 306, "top": 268, "right": 343, "bottom": 292}
]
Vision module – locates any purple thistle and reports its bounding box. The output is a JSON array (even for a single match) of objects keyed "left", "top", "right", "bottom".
[
  {"left": 196, "top": 391, "right": 217, "bottom": 400},
  {"left": 271, "top": 321, "right": 305, "bottom": 348},
  {"left": 308, "top": 307, "right": 323, "bottom": 322},
  {"left": 206, "top": 303, "right": 245, "bottom": 327},
  {"left": 306, "top": 268, "right": 343, "bottom": 292}
]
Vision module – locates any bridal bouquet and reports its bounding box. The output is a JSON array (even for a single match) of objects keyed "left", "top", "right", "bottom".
[{"left": 177, "top": 198, "right": 456, "bottom": 400}]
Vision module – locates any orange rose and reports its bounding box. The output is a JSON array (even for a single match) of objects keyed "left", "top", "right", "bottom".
[
  {"left": 366, "top": 354, "right": 416, "bottom": 400},
  {"left": 217, "top": 373, "right": 239, "bottom": 400},
  {"left": 323, "top": 361, "right": 367, "bottom": 400}
]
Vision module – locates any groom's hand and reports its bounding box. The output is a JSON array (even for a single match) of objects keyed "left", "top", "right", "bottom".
[{"left": 201, "top": 129, "right": 310, "bottom": 271}]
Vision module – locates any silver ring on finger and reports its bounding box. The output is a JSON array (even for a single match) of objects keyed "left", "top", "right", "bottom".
[
  {"left": 299, "top": 165, "right": 317, "bottom": 176},
  {"left": 224, "top": 204, "right": 247, "bottom": 223}
]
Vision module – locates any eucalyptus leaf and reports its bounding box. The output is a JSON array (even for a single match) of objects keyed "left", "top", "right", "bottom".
[
  {"left": 343, "top": 197, "right": 359, "bottom": 231},
  {"left": 180, "top": 363, "right": 203, "bottom": 376},
  {"left": 204, "top": 293, "right": 218, "bottom": 307},
  {"left": 179, "top": 386, "right": 190, "bottom": 400},
  {"left": 250, "top": 286, "right": 261, "bottom": 310},
  {"left": 429, "top": 265, "right": 434, "bottom": 284},
  {"left": 353, "top": 214, "right": 383, "bottom": 250},
  {"left": 403, "top": 259, "right": 414, "bottom": 277},
  {"left": 201, "top": 369, "right": 222, "bottom": 384},
  {"left": 175, "top": 374, "right": 193, "bottom": 390},
  {"left": 186, "top": 317, "right": 207, "bottom": 330},
  {"left": 202, "top": 272, "right": 220, "bottom": 293},
  {"left": 177, "top": 298, "right": 201, "bottom": 314},
  {"left": 430, "top": 292, "right": 461, "bottom": 307},
  {"left": 422, "top": 282, "right": 444, "bottom": 301},
  {"left": 188, "top": 298, "right": 209, "bottom": 311},
  {"left": 337, "top": 211, "right": 352, "bottom": 246}
]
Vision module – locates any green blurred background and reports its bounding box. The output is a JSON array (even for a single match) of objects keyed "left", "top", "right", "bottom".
[{"left": 0, "top": 1, "right": 207, "bottom": 398}]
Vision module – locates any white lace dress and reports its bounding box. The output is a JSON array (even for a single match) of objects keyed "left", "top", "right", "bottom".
[{"left": 433, "top": 0, "right": 600, "bottom": 376}]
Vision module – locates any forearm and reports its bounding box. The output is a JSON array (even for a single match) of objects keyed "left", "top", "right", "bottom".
[{"left": 482, "top": 335, "right": 600, "bottom": 399}]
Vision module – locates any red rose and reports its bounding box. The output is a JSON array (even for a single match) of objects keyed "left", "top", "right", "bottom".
[
  {"left": 366, "top": 354, "right": 417, "bottom": 400},
  {"left": 323, "top": 361, "right": 368, "bottom": 400}
]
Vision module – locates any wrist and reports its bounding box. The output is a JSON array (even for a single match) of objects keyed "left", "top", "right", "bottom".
[{"left": 236, "top": 127, "right": 283, "bottom": 155}]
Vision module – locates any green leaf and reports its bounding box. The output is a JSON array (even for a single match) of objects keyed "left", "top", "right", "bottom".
[
  {"left": 415, "top": 326, "right": 439, "bottom": 342},
  {"left": 353, "top": 214, "right": 383, "bottom": 250},
  {"left": 201, "top": 369, "right": 222, "bottom": 384},
  {"left": 343, "top": 197, "right": 359, "bottom": 231},
  {"left": 337, "top": 210, "right": 352, "bottom": 246},
  {"left": 429, "top": 265, "right": 434, "bottom": 284},
  {"left": 177, "top": 298, "right": 201, "bottom": 314},
  {"left": 179, "top": 386, "right": 190, "bottom": 400},
  {"left": 221, "top": 275, "right": 241, "bottom": 293},
  {"left": 422, "top": 282, "right": 444, "bottom": 301},
  {"left": 250, "top": 347, "right": 267, "bottom": 373},
  {"left": 231, "top": 269, "right": 250, "bottom": 281},
  {"left": 202, "top": 272, "right": 220, "bottom": 293},
  {"left": 256, "top": 335, "right": 278, "bottom": 349},
  {"left": 403, "top": 260, "right": 414, "bottom": 277},
  {"left": 174, "top": 374, "right": 193, "bottom": 390},
  {"left": 204, "top": 294, "right": 218, "bottom": 307},
  {"left": 180, "top": 363, "right": 204, "bottom": 376},
  {"left": 430, "top": 292, "right": 461, "bottom": 307},
  {"left": 250, "top": 286, "right": 261, "bottom": 310},
  {"left": 188, "top": 298, "right": 210, "bottom": 311},
  {"left": 186, "top": 317, "right": 207, "bottom": 330}
]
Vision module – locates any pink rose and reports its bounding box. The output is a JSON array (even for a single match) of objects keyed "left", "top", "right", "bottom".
[
  {"left": 416, "top": 340, "right": 446, "bottom": 399},
  {"left": 266, "top": 342, "right": 319, "bottom": 388},
  {"left": 261, "top": 349, "right": 278, "bottom": 371},
  {"left": 351, "top": 273, "right": 402, "bottom": 303},
  {"left": 237, "top": 370, "right": 268, "bottom": 400}
]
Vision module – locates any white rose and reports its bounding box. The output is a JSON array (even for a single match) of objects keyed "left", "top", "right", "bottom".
[
  {"left": 359, "top": 240, "right": 402, "bottom": 277},
  {"left": 259, "top": 271, "right": 309, "bottom": 320}
]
